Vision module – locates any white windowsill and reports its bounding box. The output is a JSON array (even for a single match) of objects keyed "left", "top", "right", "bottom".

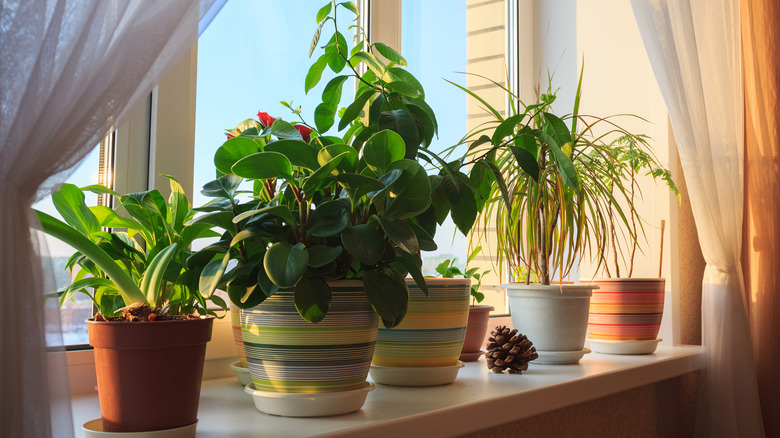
[{"left": 70, "top": 345, "right": 701, "bottom": 437}]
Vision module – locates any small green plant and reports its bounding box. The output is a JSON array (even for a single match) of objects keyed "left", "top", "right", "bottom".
[
  {"left": 435, "top": 247, "right": 491, "bottom": 305},
  {"left": 35, "top": 177, "right": 226, "bottom": 318}
]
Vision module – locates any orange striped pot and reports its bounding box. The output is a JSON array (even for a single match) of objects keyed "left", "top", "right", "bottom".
[
  {"left": 585, "top": 278, "right": 665, "bottom": 341},
  {"left": 230, "top": 302, "right": 247, "bottom": 367}
]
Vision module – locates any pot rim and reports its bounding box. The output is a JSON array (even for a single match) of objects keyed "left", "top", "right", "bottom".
[
  {"left": 86, "top": 315, "right": 215, "bottom": 325},
  {"left": 409, "top": 277, "right": 472, "bottom": 285},
  {"left": 502, "top": 283, "right": 596, "bottom": 298},
  {"left": 468, "top": 304, "right": 495, "bottom": 311},
  {"left": 584, "top": 277, "right": 666, "bottom": 283}
]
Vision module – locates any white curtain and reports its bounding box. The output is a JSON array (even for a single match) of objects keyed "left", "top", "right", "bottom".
[
  {"left": 0, "top": 1, "right": 224, "bottom": 436},
  {"left": 630, "top": 0, "right": 764, "bottom": 436}
]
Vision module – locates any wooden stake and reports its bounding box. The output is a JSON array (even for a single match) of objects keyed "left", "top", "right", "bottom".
[{"left": 658, "top": 219, "right": 666, "bottom": 278}]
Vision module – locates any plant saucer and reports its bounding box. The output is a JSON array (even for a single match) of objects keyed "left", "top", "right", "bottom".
[
  {"left": 369, "top": 361, "right": 465, "bottom": 386},
  {"left": 534, "top": 348, "right": 591, "bottom": 365},
  {"left": 229, "top": 360, "right": 252, "bottom": 386},
  {"left": 244, "top": 382, "right": 374, "bottom": 417},
  {"left": 588, "top": 338, "right": 661, "bottom": 355},
  {"left": 82, "top": 419, "right": 197, "bottom": 437}
]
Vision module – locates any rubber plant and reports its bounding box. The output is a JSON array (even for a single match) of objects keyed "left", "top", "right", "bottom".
[
  {"left": 192, "top": 0, "right": 484, "bottom": 328},
  {"left": 35, "top": 176, "right": 227, "bottom": 318}
]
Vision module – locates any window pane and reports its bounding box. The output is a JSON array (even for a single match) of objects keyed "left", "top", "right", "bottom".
[
  {"left": 402, "top": 0, "right": 508, "bottom": 311},
  {"left": 193, "top": 0, "right": 355, "bottom": 209},
  {"left": 35, "top": 146, "right": 103, "bottom": 346}
]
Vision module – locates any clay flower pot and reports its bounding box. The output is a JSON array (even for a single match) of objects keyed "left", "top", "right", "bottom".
[
  {"left": 585, "top": 278, "right": 665, "bottom": 341},
  {"left": 87, "top": 317, "right": 213, "bottom": 433},
  {"left": 459, "top": 304, "right": 495, "bottom": 361}
]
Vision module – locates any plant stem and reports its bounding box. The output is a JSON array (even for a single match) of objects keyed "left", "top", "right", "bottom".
[
  {"left": 628, "top": 171, "right": 636, "bottom": 277},
  {"left": 230, "top": 199, "right": 248, "bottom": 265},
  {"left": 609, "top": 185, "right": 619, "bottom": 277}
]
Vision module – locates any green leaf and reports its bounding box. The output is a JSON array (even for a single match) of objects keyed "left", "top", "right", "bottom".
[
  {"left": 263, "top": 242, "right": 309, "bottom": 288},
  {"left": 305, "top": 53, "right": 332, "bottom": 94},
  {"left": 186, "top": 211, "right": 235, "bottom": 234},
  {"left": 339, "top": 1, "right": 359, "bottom": 17},
  {"left": 333, "top": 173, "right": 385, "bottom": 206},
  {"left": 214, "top": 137, "right": 260, "bottom": 175},
  {"left": 394, "top": 255, "right": 428, "bottom": 296},
  {"left": 201, "top": 174, "right": 243, "bottom": 200},
  {"left": 271, "top": 119, "right": 305, "bottom": 141},
  {"left": 350, "top": 51, "right": 385, "bottom": 77},
  {"left": 140, "top": 243, "right": 178, "bottom": 308},
  {"left": 408, "top": 222, "right": 437, "bottom": 251},
  {"left": 469, "top": 161, "right": 494, "bottom": 211},
  {"left": 232, "top": 151, "right": 293, "bottom": 180},
  {"left": 318, "top": 144, "right": 358, "bottom": 173},
  {"left": 90, "top": 206, "right": 144, "bottom": 231},
  {"left": 338, "top": 88, "right": 374, "bottom": 131},
  {"left": 406, "top": 97, "right": 438, "bottom": 137},
  {"left": 316, "top": 2, "right": 332, "bottom": 23},
  {"left": 381, "top": 159, "right": 431, "bottom": 219},
  {"left": 314, "top": 103, "right": 337, "bottom": 133},
  {"left": 383, "top": 67, "right": 425, "bottom": 98},
  {"left": 199, "top": 253, "right": 230, "bottom": 298},
  {"left": 492, "top": 114, "right": 523, "bottom": 146},
  {"left": 363, "top": 130, "right": 405, "bottom": 175},
  {"left": 379, "top": 217, "right": 419, "bottom": 255},
  {"left": 295, "top": 277, "right": 331, "bottom": 323},
  {"left": 325, "top": 31, "right": 349, "bottom": 72},
  {"left": 363, "top": 270, "right": 409, "bottom": 328},
  {"left": 52, "top": 184, "right": 101, "bottom": 236},
  {"left": 307, "top": 245, "right": 343, "bottom": 268},
  {"left": 509, "top": 144, "right": 540, "bottom": 182},
  {"left": 373, "top": 42, "right": 406, "bottom": 65},
  {"left": 341, "top": 225, "right": 384, "bottom": 265},
  {"left": 543, "top": 112, "right": 572, "bottom": 150},
  {"left": 264, "top": 140, "right": 319, "bottom": 170},
  {"left": 164, "top": 175, "right": 189, "bottom": 232},
  {"left": 302, "top": 151, "right": 349, "bottom": 194},
  {"left": 322, "top": 75, "right": 349, "bottom": 106},
  {"left": 308, "top": 200, "right": 350, "bottom": 237},
  {"left": 450, "top": 184, "right": 478, "bottom": 235},
  {"left": 378, "top": 110, "right": 419, "bottom": 159},
  {"left": 232, "top": 205, "right": 296, "bottom": 225},
  {"left": 536, "top": 130, "right": 578, "bottom": 188}
]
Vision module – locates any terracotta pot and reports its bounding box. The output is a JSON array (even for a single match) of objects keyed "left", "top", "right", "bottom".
[
  {"left": 459, "top": 304, "right": 494, "bottom": 361},
  {"left": 87, "top": 317, "right": 213, "bottom": 433},
  {"left": 585, "top": 278, "right": 665, "bottom": 341},
  {"left": 241, "top": 280, "right": 378, "bottom": 394},
  {"left": 372, "top": 278, "right": 471, "bottom": 368}
]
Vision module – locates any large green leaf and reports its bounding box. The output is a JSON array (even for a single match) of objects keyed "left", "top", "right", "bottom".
[
  {"left": 509, "top": 143, "right": 540, "bottom": 182},
  {"left": 318, "top": 144, "right": 358, "bottom": 173},
  {"left": 302, "top": 151, "right": 348, "bottom": 194},
  {"left": 378, "top": 109, "right": 420, "bottom": 158},
  {"left": 232, "top": 151, "right": 294, "bottom": 180},
  {"left": 314, "top": 103, "right": 337, "bottom": 133},
  {"left": 341, "top": 225, "right": 384, "bottom": 265},
  {"left": 165, "top": 175, "right": 189, "bottom": 232},
  {"left": 308, "top": 200, "right": 350, "bottom": 237},
  {"left": 140, "top": 243, "right": 179, "bottom": 308},
  {"left": 491, "top": 114, "right": 524, "bottom": 146},
  {"left": 264, "top": 140, "right": 319, "bottom": 170},
  {"left": 408, "top": 222, "right": 437, "bottom": 251},
  {"left": 295, "top": 276, "right": 331, "bottom": 323},
  {"left": 201, "top": 174, "right": 243, "bottom": 200},
  {"left": 379, "top": 217, "right": 419, "bottom": 255},
  {"left": 363, "top": 130, "right": 405, "bottom": 175},
  {"left": 232, "top": 205, "right": 296, "bottom": 225},
  {"left": 333, "top": 173, "right": 385, "bottom": 207},
  {"left": 350, "top": 51, "right": 385, "bottom": 77},
  {"left": 305, "top": 52, "right": 332, "bottom": 93},
  {"left": 536, "top": 130, "right": 578, "bottom": 188},
  {"left": 363, "top": 269, "right": 409, "bottom": 328},
  {"left": 373, "top": 42, "right": 407, "bottom": 66},
  {"left": 315, "top": 2, "right": 332, "bottom": 23},
  {"left": 199, "top": 253, "right": 230, "bottom": 298},
  {"left": 271, "top": 119, "right": 305, "bottom": 141},
  {"left": 381, "top": 159, "right": 431, "bottom": 219},
  {"left": 338, "top": 88, "right": 374, "bottom": 131},
  {"left": 382, "top": 67, "right": 424, "bottom": 99},
  {"left": 52, "top": 183, "right": 101, "bottom": 236},
  {"left": 324, "top": 31, "right": 349, "bottom": 72},
  {"left": 214, "top": 137, "right": 260, "bottom": 175},
  {"left": 394, "top": 255, "right": 428, "bottom": 296},
  {"left": 90, "top": 206, "right": 144, "bottom": 231},
  {"left": 307, "top": 245, "right": 342, "bottom": 268},
  {"left": 263, "top": 242, "right": 309, "bottom": 288},
  {"left": 186, "top": 211, "right": 236, "bottom": 234}
]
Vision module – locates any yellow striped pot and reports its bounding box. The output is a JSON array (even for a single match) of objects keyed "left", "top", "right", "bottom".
[
  {"left": 585, "top": 278, "right": 665, "bottom": 341},
  {"left": 372, "top": 278, "right": 471, "bottom": 368},
  {"left": 240, "top": 280, "right": 378, "bottom": 394},
  {"left": 229, "top": 302, "right": 247, "bottom": 367}
]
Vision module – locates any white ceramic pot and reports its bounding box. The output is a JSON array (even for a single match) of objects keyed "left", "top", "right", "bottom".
[{"left": 504, "top": 283, "right": 596, "bottom": 364}]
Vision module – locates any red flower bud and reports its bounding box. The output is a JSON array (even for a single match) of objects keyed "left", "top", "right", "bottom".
[
  {"left": 294, "top": 124, "right": 313, "bottom": 143},
  {"left": 257, "top": 111, "right": 279, "bottom": 129},
  {"left": 225, "top": 133, "right": 234, "bottom": 140}
]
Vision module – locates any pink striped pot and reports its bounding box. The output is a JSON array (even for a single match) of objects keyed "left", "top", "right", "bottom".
[
  {"left": 230, "top": 302, "right": 247, "bottom": 367},
  {"left": 585, "top": 278, "right": 665, "bottom": 341}
]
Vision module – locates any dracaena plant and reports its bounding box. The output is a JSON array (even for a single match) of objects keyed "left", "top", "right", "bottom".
[
  {"left": 35, "top": 177, "right": 227, "bottom": 318},
  {"left": 191, "top": 1, "right": 485, "bottom": 328},
  {"left": 457, "top": 71, "right": 650, "bottom": 285}
]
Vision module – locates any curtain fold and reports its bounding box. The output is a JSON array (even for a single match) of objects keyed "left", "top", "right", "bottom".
[
  {"left": 0, "top": 1, "right": 224, "bottom": 436},
  {"left": 630, "top": 0, "right": 764, "bottom": 436}
]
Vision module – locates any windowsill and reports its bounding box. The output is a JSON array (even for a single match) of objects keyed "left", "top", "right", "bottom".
[{"left": 70, "top": 345, "right": 701, "bottom": 437}]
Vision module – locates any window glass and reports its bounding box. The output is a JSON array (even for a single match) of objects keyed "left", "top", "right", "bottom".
[
  {"left": 402, "top": 0, "right": 508, "bottom": 311},
  {"left": 35, "top": 146, "right": 103, "bottom": 346},
  {"left": 193, "top": 0, "right": 355, "bottom": 208}
]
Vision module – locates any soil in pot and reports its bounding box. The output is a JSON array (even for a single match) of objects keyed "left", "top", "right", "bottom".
[{"left": 88, "top": 314, "right": 213, "bottom": 433}]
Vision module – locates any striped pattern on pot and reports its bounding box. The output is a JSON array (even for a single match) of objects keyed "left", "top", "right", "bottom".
[
  {"left": 372, "top": 278, "right": 471, "bottom": 367},
  {"left": 229, "top": 303, "right": 247, "bottom": 367},
  {"left": 241, "top": 281, "right": 378, "bottom": 393},
  {"left": 586, "top": 278, "right": 665, "bottom": 341}
]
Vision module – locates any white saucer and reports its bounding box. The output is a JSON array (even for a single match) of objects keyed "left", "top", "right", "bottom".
[
  {"left": 244, "top": 382, "right": 374, "bottom": 417},
  {"left": 230, "top": 360, "right": 252, "bottom": 386},
  {"left": 83, "top": 419, "right": 197, "bottom": 437},
  {"left": 588, "top": 338, "right": 661, "bottom": 355},
  {"left": 534, "top": 348, "right": 591, "bottom": 365},
  {"left": 370, "top": 361, "right": 465, "bottom": 386}
]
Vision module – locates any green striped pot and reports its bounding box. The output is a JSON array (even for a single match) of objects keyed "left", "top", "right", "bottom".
[
  {"left": 372, "top": 278, "right": 471, "bottom": 367},
  {"left": 241, "top": 280, "right": 378, "bottom": 394},
  {"left": 229, "top": 302, "right": 247, "bottom": 368}
]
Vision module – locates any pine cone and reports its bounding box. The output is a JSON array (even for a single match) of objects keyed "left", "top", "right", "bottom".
[{"left": 485, "top": 325, "right": 538, "bottom": 374}]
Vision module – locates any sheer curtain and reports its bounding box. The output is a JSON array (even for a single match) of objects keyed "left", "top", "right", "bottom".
[
  {"left": 630, "top": 0, "right": 764, "bottom": 436},
  {"left": 0, "top": 1, "right": 224, "bottom": 436}
]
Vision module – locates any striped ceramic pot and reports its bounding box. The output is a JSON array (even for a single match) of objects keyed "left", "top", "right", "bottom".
[
  {"left": 585, "top": 278, "right": 665, "bottom": 341},
  {"left": 229, "top": 302, "right": 247, "bottom": 367},
  {"left": 372, "top": 278, "right": 471, "bottom": 367},
  {"left": 241, "top": 280, "right": 378, "bottom": 394}
]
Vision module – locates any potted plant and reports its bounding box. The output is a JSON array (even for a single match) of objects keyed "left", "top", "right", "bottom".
[
  {"left": 582, "top": 134, "right": 679, "bottom": 354},
  {"left": 35, "top": 177, "right": 225, "bottom": 433},
  {"left": 456, "top": 73, "right": 641, "bottom": 364},
  {"left": 190, "top": 0, "right": 482, "bottom": 415}
]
